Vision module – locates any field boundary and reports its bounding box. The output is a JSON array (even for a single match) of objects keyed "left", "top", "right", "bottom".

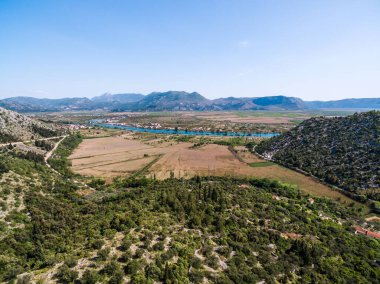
[
  {"left": 131, "top": 154, "right": 163, "bottom": 178},
  {"left": 253, "top": 149, "right": 370, "bottom": 211},
  {"left": 72, "top": 155, "right": 160, "bottom": 170}
]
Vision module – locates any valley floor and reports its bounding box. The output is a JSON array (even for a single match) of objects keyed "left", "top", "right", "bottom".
[{"left": 69, "top": 135, "right": 362, "bottom": 208}]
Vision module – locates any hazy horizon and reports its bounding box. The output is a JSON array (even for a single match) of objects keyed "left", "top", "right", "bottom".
[{"left": 1, "top": 0, "right": 379, "bottom": 100}]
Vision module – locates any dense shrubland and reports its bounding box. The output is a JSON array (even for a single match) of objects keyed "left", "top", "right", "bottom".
[
  {"left": 257, "top": 111, "right": 380, "bottom": 201},
  {"left": 0, "top": 143, "right": 379, "bottom": 282},
  {"left": 0, "top": 133, "right": 379, "bottom": 283}
]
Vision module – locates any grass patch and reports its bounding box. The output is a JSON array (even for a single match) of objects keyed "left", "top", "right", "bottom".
[{"left": 249, "top": 162, "right": 276, "bottom": 167}]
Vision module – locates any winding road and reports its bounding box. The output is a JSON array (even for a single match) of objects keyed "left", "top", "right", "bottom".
[{"left": 44, "top": 136, "right": 68, "bottom": 166}]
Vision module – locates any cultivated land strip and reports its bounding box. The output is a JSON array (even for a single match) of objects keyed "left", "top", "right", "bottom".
[{"left": 67, "top": 136, "right": 365, "bottom": 209}]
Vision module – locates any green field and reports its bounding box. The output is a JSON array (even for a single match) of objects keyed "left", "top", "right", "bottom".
[{"left": 249, "top": 161, "right": 276, "bottom": 167}]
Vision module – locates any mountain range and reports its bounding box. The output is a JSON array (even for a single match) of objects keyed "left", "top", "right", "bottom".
[{"left": 0, "top": 91, "right": 379, "bottom": 112}]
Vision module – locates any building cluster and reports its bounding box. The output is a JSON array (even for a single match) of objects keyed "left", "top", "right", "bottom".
[{"left": 354, "top": 226, "right": 380, "bottom": 239}]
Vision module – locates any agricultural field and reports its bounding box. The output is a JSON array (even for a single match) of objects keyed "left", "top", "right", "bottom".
[
  {"left": 69, "top": 134, "right": 361, "bottom": 207},
  {"left": 34, "top": 110, "right": 357, "bottom": 134},
  {"left": 190, "top": 111, "right": 310, "bottom": 124}
]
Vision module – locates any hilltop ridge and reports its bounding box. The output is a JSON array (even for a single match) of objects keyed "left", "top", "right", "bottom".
[{"left": 256, "top": 111, "right": 380, "bottom": 200}]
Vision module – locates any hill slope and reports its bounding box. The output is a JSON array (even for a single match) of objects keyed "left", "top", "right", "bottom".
[
  {"left": 306, "top": 98, "right": 380, "bottom": 109},
  {"left": 212, "top": 95, "right": 306, "bottom": 110},
  {"left": 0, "top": 96, "right": 93, "bottom": 112},
  {"left": 91, "top": 93, "right": 144, "bottom": 104},
  {"left": 0, "top": 146, "right": 378, "bottom": 283},
  {"left": 115, "top": 91, "right": 212, "bottom": 111},
  {"left": 256, "top": 111, "right": 380, "bottom": 200},
  {"left": 0, "top": 107, "right": 61, "bottom": 142}
]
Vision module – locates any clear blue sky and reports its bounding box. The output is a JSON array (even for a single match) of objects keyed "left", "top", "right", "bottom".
[{"left": 1, "top": 0, "right": 379, "bottom": 100}]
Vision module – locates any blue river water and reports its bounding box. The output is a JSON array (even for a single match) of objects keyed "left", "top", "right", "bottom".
[{"left": 94, "top": 123, "right": 280, "bottom": 138}]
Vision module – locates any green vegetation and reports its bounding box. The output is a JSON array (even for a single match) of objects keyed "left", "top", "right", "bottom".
[
  {"left": 1, "top": 142, "right": 379, "bottom": 282},
  {"left": 0, "top": 133, "right": 379, "bottom": 283},
  {"left": 48, "top": 133, "right": 83, "bottom": 176},
  {"left": 212, "top": 137, "right": 247, "bottom": 146},
  {"left": 249, "top": 161, "right": 276, "bottom": 167},
  {"left": 34, "top": 139, "right": 54, "bottom": 151},
  {"left": 0, "top": 160, "right": 9, "bottom": 174},
  {"left": 257, "top": 111, "right": 380, "bottom": 201}
]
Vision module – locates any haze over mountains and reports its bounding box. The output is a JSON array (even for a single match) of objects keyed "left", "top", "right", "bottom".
[{"left": 0, "top": 91, "right": 379, "bottom": 112}]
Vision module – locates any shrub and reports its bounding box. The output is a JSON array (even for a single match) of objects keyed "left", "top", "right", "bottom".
[
  {"left": 56, "top": 264, "right": 78, "bottom": 283},
  {"left": 97, "top": 247, "right": 110, "bottom": 261},
  {"left": 80, "top": 270, "right": 99, "bottom": 284}
]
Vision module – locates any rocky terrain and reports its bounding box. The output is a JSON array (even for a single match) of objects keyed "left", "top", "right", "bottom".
[
  {"left": 0, "top": 107, "right": 61, "bottom": 142},
  {"left": 256, "top": 111, "right": 380, "bottom": 200}
]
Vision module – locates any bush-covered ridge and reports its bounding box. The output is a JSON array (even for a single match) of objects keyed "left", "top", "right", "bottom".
[{"left": 257, "top": 111, "right": 380, "bottom": 200}]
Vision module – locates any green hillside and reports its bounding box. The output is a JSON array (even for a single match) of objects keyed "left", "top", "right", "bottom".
[
  {"left": 256, "top": 111, "right": 380, "bottom": 201},
  {"left": 0, "top": 134, "right": 379, "bottom": 283}
]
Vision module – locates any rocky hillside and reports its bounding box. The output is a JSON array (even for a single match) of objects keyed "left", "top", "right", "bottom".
[
  {"left": 256, "top": 111, "right": 380, "bottom": 200},
  {"left": 117, "top": 91, "right": 212, "bottom": 111},
  {"left": 0, "top": 107, "right": 61, "bottom": 142}
]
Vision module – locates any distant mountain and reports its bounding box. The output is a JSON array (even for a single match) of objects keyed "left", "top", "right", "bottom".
[
  {"left": 92, "top": 93, "right": 144, "bottom": 104},
  {"left": 0, "top": 92, "right": 379, "bottom": 112},
  {"left": 0, "top": 107, "right": 61, "bottom": 142},
  {"left": 212, "top": 96, "right": 306, "bottom": 110},
  {"left": 115, "top": 91, "right": 213, "bottom": 111},
  {"left": 0, "top": 96, "right": 93, "bottom": 112},
  {"left": 0, "top": 94, "right": 145, "bottom": 112},
  {"left": 115, "top": 93, "right": 307, "bottom": 111},
  {"left": 253, "top": 96, "right": 306, "bottom": 110},
  {"left": 306, "top": 98, "right": 380, "bottom": 109},
  {"left": 256, "top": 111, "right": 380, "bottom": 201}
]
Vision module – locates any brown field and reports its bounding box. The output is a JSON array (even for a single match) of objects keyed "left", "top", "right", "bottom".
[
  {"left": 187, "top": 111, "right": 309, "bottom": 124},
  {"left": 69, "top": 136, "right": 360, "bottom": 206},
  {"left": 234, "top": 146, "right": 264, "bottom": 163},
  {"left": 196, "top": 115, "right": 295, "bottom": 124},
  {"left": 69, "top": 136, "right": 169, "bottom": 180},
  {"left": 150, "top": 144, "right": 247, "bottom": 179}
]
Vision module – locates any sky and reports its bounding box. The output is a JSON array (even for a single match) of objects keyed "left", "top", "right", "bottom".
[{"left": 0, "top": 0, "right": 379, "bottom": 101}]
